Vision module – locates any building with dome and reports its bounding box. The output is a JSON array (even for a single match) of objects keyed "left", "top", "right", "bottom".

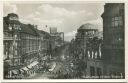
[
  {"left": 75, "top": 23, "right": 102, "bottom": 58},
  {"left": 69, "top": 23, "right": 104, "bottom": 78},
  {"left": 76, "top": 23, "right": 98, "bottom": 38}
]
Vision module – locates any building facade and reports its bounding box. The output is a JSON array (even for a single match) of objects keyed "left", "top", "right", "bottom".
[
  {"left": 3, "top": 13, "right": 22, "bottom": 78},
  {"left": 69, "top": 23, "right": 103, "bottom": 78},
  {"left": 101, "top": 3, "right": 125, "bottom": 78},
  {"left": 50, "top": 27, "right": 64, "bottom": 47},
  {"left": 3, "top": 13, "right": 51, "bottom": 79},
  {"left": 38, "top": 30, "right": 53, "bottom": 60}
]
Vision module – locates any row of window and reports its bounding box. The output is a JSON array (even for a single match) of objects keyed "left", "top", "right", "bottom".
[
  {"left": 8, "top": 24, "right": 21, "bottom": 31},
  {"left": 77, "top": 31, "right": 98, "bottom": 38},
  {"left": 111, "top": 16, "right": 123, "bottom": 27},
  {"left": 87, "top": 50, "right": 102, "bottom": 59},
  {"left": 105, "top": 16, "right": 123, "bottom": 28},
  {"left": 22, "top": 46, "right": 39, "bottom": 54}
]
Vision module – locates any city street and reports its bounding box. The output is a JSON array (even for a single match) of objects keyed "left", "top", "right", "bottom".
[
  {"left": 3, "top": 3, "right": 125, "bottom": 79},
  {"left": 28, "top": 44, "right": 70, "bottom": 79}
]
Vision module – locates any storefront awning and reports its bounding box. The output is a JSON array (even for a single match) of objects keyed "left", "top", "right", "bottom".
[
  {"left": 19, "top": 69, "right": 24, "bottom": 72},
  {"left": 12, "top": 70, "right": 18, "bottom": 74},
  {"left": 22, "top": 67, "right": 29, "bottom": 71},
  {"left": 27, "top": 61, "right": 39, "bottom": 69}
]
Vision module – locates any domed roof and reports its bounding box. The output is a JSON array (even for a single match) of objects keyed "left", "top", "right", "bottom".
[
  {"left": 79, "top": 23, "right": 98, "bottom": 30},
  {"left": 7, "top": 13, "right": 18, "bottom": 18}
]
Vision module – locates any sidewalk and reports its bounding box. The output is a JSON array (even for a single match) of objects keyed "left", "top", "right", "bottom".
[{"left": 26, "top": 72, "right": 51, "bottom": 79}]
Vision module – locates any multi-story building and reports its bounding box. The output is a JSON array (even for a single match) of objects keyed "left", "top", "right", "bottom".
[
  {"left": 50, "top": 27, "right": 64, "bottom": 47},
  {"left": 4, "top": 13, "right": 41, "bottom": 78},
  {"left": 38, "top": 30, "right": 53, "bottom": 60},
  {"left": 4, "top": 13, "right": 21, "bottom": 65},
  {"left": 3, "top": 13, "right": 22, "bottom": 78},
  {"left": 101, "top": 3, "right": 125, "bottom": 78},
  {"left": 76, "top": 23, "right": 100, "bottom": 58},
  {"left": 69, "top": 23, "right": 103, "bottom": 78}
]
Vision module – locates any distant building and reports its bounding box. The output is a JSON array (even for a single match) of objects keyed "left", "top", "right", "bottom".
[
  {"left": 38, "top": 30, "right": 55, "bottom": 59},
  {"left": 50, "top": 27, "right": 64, "bottom": 47},
  {"left": 50, "top": 27, "right": 57, "bottom": 34},
  {"left": 101, "top": 3, "right": 124, "bottom": 78}
]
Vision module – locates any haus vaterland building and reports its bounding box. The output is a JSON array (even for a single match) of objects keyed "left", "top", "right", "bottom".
[{"left": 101, "top": 3, "right": 125, "bottom": 78}]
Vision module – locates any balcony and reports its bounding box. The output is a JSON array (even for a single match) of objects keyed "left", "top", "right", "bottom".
[
  {"left": 4, "top": 36, "right": 13, "bottom": 40},
  {"left": 4, "top": 37, "right": 21, "bottom": 41}
]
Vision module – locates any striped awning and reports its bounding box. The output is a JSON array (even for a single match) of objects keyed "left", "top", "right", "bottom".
[
  {"left": 27, "top": 61, "right": 39, "bottom": 69},
  {"left": 11, "top": 70, "right": 18, "bottom": 74},
  {"left": 21, "top": 67, "right": 29, "bottom": 71},
  {"left": 19, "top": 69, "right": 24, "bottom": 72}
]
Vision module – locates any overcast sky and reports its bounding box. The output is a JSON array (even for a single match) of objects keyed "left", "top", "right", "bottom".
[{"left": 3, "top": 1, "right": 104, "bottom": 41}]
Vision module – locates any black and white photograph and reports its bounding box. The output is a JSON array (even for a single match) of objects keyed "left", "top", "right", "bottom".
[
  {"left": 2, "top": 82, "right": 127, "bottom": 83},
  {"left": 3, "top": 1, "right": 125, "bottom": 79}
]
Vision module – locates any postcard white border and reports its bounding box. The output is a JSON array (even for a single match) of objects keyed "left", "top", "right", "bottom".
[{"left": 0, "top": 0, "right": 128, "bottom": 82}]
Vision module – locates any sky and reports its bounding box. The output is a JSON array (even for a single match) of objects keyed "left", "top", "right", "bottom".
[{"left": 3, "top": 1, "right": 105, "bottom": 41}]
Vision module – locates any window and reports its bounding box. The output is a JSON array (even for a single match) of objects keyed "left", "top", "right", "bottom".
[
  {"left": 97, "top": 68, "right": 102, "bottom": 78},
  {"left": 86, "top": 32, "right": 88, "bottom": 35},
  {"left": 92, "top": 51, "right": 94, "bottom": 59},
  {"left": 90, "top": 66, "right": 95, "bottom": 76},
  {"left": 112, "top": 36, "right": 123, "bottom": 44},
  {"left": 14, "top": 50, "right": 17, "bottom": 56},
  {"left": 88, "top": 50, "right": 90, "bottom": 58},
  {"left": 92, "top": 31, "right": 95, "bottom": 34},
  {"left": 112, "top": 21, "right": 115, "bottom": 27},
  {"left": 9, "top": 16, "right": 18, "bottom": 21},
  {"left": 111, "top": 16, "right": 123, "bottom": 27},
  {"left": 8, "top": 24, "right": 12, "bottom": 30},
  {"left": 115, "top": 20, "right": 119, "bottom": 26},
  {"left": 14, "top": 34, "right": 17, "bottom": 39}
]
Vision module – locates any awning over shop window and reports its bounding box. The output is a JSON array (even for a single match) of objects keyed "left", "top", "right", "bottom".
[
  {"left": 12, "top": 70, "right": 18, "bottom": 74},
  {"left": 19, "top": 69, "right": 24, "bottom": 73},
  {"left": 22, "top": 67, "right": 29, "bottom": 71},
  {"left": 27, "top": 61, "right": 39, "bottom": 69},
  {"left": 49, "top": 62, "right": 56, "bottom": 71}
]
